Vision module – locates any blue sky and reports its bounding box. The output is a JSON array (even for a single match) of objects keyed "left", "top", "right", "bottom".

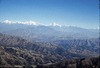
[{"left": 0, "top": 0, "right": 99, "bottom": 29}]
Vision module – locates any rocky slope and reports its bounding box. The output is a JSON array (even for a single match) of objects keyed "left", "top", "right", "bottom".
[
  {"left": 0, "top": 46, "right": 100, "bottom": 68},
  {"left": 38, "top": 56, "right": 100, "bottom": 68},
  {"left": 0, "top": 33, "right": 99, "bottom": 68},
  {"left": 0, "top": 33, "right": 85, "bottom": 64},
  {"left": 52, "top": 39, "right": 100, "bottom": 57}
]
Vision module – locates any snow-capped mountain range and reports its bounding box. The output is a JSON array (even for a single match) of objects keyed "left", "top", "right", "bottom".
[
  {"left": 0, "top": 20, "right": 99, "bottom": 42},
  {"left": 3, "top": 20, "right": 62, "bottom": 27}
]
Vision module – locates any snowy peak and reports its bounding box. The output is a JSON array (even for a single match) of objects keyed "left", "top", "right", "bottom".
[
  {"left": 3, "top": 20, "right": 13, "bottom": 24},
  {"left": 3, "top": 20, "right": 40, "bottom": 26},
  {"left": 2, "top": 20, "right": 62, "bottom": 27},
  {"left": 50, "top": 22, "right": 62, "bottom": 27}
]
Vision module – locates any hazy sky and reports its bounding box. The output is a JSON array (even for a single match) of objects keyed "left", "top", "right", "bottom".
[{"left": 0, "top": 0, "right": 99, "bottom": 29}]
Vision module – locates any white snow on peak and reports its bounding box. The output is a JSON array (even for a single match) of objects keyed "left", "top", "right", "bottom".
[
  {"left": 3, "top": 20, "right": 40, "bottom": 25},
  {"left": 50, "top": 22, "right": 62, "bottom": 27},
  {"left": 2, "top": 20, "right": 62, "bottom": 27},
  {"left": 3, "top": 20, "right": 14, "bottom": 24},
  {"left": 17, "top": 21, "right": 39, "bottom": 25}
]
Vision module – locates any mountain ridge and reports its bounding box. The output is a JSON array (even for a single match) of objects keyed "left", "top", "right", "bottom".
[{"left": 0, "top": 22, "right": 99, "bottom": 42}]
